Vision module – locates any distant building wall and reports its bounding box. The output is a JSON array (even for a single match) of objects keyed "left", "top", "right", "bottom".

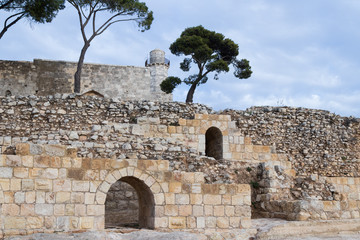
[{"left": 0, "top": 49, "right": 171, "bottom": 101}]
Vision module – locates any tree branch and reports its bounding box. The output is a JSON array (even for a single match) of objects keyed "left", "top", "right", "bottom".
[
  {"left": 96, "top": 17, "right": 144, "bottom": 36},
  {"left": 0, "top": 11, "right": 24, "bottom": 39}
]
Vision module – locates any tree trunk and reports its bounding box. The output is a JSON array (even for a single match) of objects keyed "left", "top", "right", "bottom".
[
  {"left": 186, "top": 82, "right": 197, "bottom": 103},
  {"left": 74, "top": 42, "right": 90, "bottom": 93}
]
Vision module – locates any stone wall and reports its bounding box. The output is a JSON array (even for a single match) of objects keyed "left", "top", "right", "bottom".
[
  {"left": 0, "top": 143, "right": 251, "bottom": 238},
  {"left": 0, "top": 53, "right": 171, "bottom": 101},
  {"left": 1, "top": 95, "right": 360, "bottom": 230},
  {"left": 222, "top": 106, "right": 360, "bottom": 177}
]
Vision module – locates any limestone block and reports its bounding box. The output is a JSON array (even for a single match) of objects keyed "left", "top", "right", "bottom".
[
  {"left": 193, "top": 205, "right": 204, "bottom": 216},
  {"left": 169, "top": 217, "right": 186, "bottom": 229},
  {"left": 6, "top": 155, "right": 22, "bottom": 167},
  {"left": 154, "top": 193, "right": 165, "bottom": 205},
  {"left": 165, "top": 205, "right": 178, "bottom": 216},
  {"left": 35, "top": 204, "right": 53, "bottom": 216},
  {"left": 75, "top": 204, "right": 86, "bottom": 216},
  {"left": 80, "top": 217, "right": 94, "bottom": 229},
  {"left": 155, "top": 217, "right": 168, "bottom": 228},
  {"left": 15, "top": 143, "right": 30, "bottom": 156},
  {"left": 204, "top": 205, "right": 213, "bottom": 216},
  {"left": 110, "top": 160, "right": 129, "bottom": 169},
  {"left": 22, "top": 179, "right": 34, "bottom": 191},
  {"left": 205, "top": 217, "right": 216, "bottom": 228},
  {"left": 53, "top": 179, "right": 71, "bottom": 192},
  {"left": 203, "top": 194, "right": 221, "bottom": 205},
  {"left": 222, "top": 194, "right": 232, "bottom": 205},
  {"left": 56, "top": 192, "right": 71, "bottom": 203},
  {"left": 56, "top": 216, "right": 69, "bottom": 231},
  {"left": 27, "top": 216, "right": 44, "bottom": 229},
  {"left": 214, "top": 206, "right": 225, "bottom": 217},
  {"left": 160, "top": 182, "right": 169, "bottom": 192},
  {"left": 71, "top": 192, "right": 84, "bottom": 204},
  {"left": 54, "top": 204, "right": 65, "bottom": 216},
  {"left": 20, "top": 204, "right": 35, "bottom": 216},
  {"left": 95, "top": 192, "right": 107, "bottom": 204},
  {"left": 175, "top": 194, "right": 190, "bottom": 205},
  {"left": 35, "top": 179, "right": 52, "bottom": 191},
  {"left": 229, "top": 217, "right": 241, "bottom": 228},
  {"left": 191, "top": 183, "right": 202, "bottom": 194},
  {"left": 44, "top": 145, "right": 66, "bottom": 157},
  {"left": 87, "top": 205, "right": 104, "bottom": 216},
  {"left": 21, "top": 156, "right": 33, "bottom": 168},
  {"left": 194, "top": 172, "right": 205, "bottom": 183},
  {"left": 36, "top": 191, "right": 45, "bottom": 203},
  {"left": 0, "top": 179, "right": 10, "bottom": 191},
  {"left": 190, "top": 194, "right": 203, "bottom": 205},
  {"left": 14, "top": 192, "right": 25, "bottom": 204},
  {"left": 196, "top": 217, "right": 205, "bottom": 229},
  {"left": 29, "top": 168, "right": 43, "bottom": 178},
  {"left": 225, "top": 206, "right": 235, "bottom": 217},
  {"left": 4, "top": 216, "right": 26, "bottom": 229},
  {"left": 90, "top": 181, "right": 101, "bottom": 193},
  {"left": 179, "top": 205, "right": 192, "bottom": 216},
  {"left": 2, "top": 204, "right": 20, "bottom": 216},
  {"left": 10, "top": 179, "right": 21, "bottom": 191},
  {"left": 151, "top": 182, "right": 162, "bottom": 194},
  {"left": 85, "top": 192, "right": 95, "bottom": 204},
  {"left": 71, "top": 158, "right": 82, "bottom": 168},
  {"left": 165, "top": 193, "right": 175, "bottom": 204},
  {"left": 155, "top": 206, "right": 165, "bottom": 217},
  {"left": 98, "top": 181, "right": 111, "bottom": 193},
  {"left": 26, "top": 191, "right": 36, "bottom": 203},
  {"left": 232, "top": 195, "right": 244, "bottom": 205},
  {"left": 65, "top": 204, "right": 75, "bottom": 216},
  {"left": 72, "top": 181, "right": 90, "bottom": 192},
  {"left": 0, "top": 167, "right": 13, "bottom": 178},
  {"left": 34, "top": 156, "right": 51, "bottom": 168},
  {"left": 186, "top": 216, "right": 196, "bottom": 229},
  {"left": 69, "top": 216, "right": 79, "bottom": 229},
  {"left": 145, "top": 175, "right": 156, "bottom": 187},
  {"left": 169, "top": 182, "right": 182, "bottom": 193}
]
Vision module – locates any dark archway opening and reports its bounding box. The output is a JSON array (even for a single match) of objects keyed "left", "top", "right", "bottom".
[
  {"left": 205, "top": 127, "right": 223, "bottom": 160},
  {"left": 105, "top": 176, "right": 155, "bottom": 229}
]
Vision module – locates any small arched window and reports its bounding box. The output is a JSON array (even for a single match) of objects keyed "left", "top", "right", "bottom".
[
  {"left": 205, "top": 127, "right": 223, "bottom": 160},
  {"left": 5, "top": 90, "right": 11, "bottom": 97}
]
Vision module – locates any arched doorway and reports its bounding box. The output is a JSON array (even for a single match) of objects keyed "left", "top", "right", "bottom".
[
  {"left": 205, "top": 127, "right": 223, "bottom": 160},
  {"left": 105, "top": 176, "right": 155, "bottom": 229}
]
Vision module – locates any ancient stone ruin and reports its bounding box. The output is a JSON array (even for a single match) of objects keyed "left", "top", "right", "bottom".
[{"left": 0, "top": 51, "right": 359, "bottom": 238}]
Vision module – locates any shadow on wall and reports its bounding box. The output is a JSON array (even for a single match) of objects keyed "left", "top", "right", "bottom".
[
  {"left": 205, "top": 127, "right": 223, "bottom": 160},
  {"left": 105, "top": 176, "right": 154, "bottom": 229}
]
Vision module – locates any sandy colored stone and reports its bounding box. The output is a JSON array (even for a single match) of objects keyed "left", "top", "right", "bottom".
[
  {"left": 169, "top": 217, "right": 186, "bottom": 229},
  {"left": 203, "top": 194, "right": 221, "bottom": 205},
  {"left": 27, "top": 216, "right": 44, "bottom": 229}
]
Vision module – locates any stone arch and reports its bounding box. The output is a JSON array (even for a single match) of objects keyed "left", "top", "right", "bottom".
[
  {"left": 98, "top": 167, "right": 164, "bottom": 229},
  {"left": 205, "top": 126, "right": 223, "bottom": 160},
  {"left": 5, "top": 90, "right": 11, "bottom": 97}
]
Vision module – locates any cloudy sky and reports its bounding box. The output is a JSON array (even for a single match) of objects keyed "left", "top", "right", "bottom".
[{"left": 1, "top": 0, "right": 360, "bottom": 117}]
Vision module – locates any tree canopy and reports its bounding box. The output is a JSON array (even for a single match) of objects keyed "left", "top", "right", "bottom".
[
  {"left": 68, "top": 0, "right": 154, "bottom": 93},
  {"left": 0, "top": 0, "right": 65, "bottom": 39},
  {"left": 160, "top": 25, "right": 252, "bottom": 103}
]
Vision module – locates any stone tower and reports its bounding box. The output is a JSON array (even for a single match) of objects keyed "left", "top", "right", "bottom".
[{"left": 146, "top": 49, "right": 172, "bottom": 101}]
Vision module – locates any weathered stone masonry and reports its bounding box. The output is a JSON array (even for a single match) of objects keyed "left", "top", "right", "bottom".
[
  {"left": 0, "top": 95, "right": 360, "bottom": 237},
  {"left": 0, "top": 49, "right": 171, "bottom": 102},
  {"left": 0, "top": 144, "right": 251, "bottom": 237}
]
